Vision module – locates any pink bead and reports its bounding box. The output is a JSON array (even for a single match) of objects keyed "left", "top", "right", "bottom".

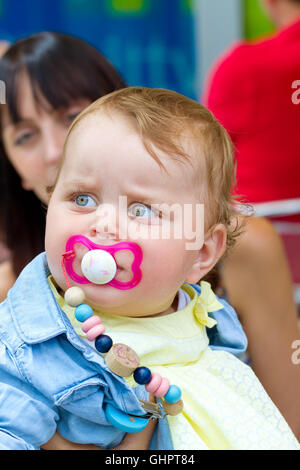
[
  {"left": 81, "top": 315, "right": 102, "bottom": 333},
  {"left": 86, "top": 324, "right": 106, "bottom": 341},
  {"left": 154, "top": 377, "right": 170, "bottom": 398},
  {"left": 145, "top": 373, "right": 162, "bottom": 393}
]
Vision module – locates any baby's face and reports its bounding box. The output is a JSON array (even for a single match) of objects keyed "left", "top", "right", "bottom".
[{"left": 45, "top": 111, "right": 204, "bottom": 317}]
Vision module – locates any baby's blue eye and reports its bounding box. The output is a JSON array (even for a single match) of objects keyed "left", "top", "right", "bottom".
[
  {"left": 129, "top": 203, "right": 157, "bottom": 219},
  {"left": 75, "top": 195, "right": 96, "bottom": 208}
]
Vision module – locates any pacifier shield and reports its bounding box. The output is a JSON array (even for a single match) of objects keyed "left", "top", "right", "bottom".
[
  {"left": 81, "top": 249, "right": 117, "bottom": 285},
  {"left": 63, "top": 234, "right": 143, "bottom": 290}
]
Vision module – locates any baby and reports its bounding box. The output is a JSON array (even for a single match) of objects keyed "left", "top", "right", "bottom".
[{"left": 0, "top": 87, "right": 299, "bottom": 450}]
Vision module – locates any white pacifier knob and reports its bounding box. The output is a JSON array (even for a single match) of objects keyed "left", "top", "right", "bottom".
[{"left": 81, "top": 249, "right": 117, "bottom": 285}]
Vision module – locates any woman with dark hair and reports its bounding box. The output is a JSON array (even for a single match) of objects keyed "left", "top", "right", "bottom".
[{"left": 0, "top": 32, "right": 126, "bottom": 300}]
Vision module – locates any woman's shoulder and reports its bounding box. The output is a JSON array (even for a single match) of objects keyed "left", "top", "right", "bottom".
[
  {"left": 0, "top": 259, "right": 16, "bottom": 302},
  {"left": 233, "top": 217, "right": 285, "bottom": 262}
]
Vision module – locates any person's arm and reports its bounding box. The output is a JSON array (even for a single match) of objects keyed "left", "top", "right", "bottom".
[
  {"left": 42, "top": 417, "right": 157, "bottom": 450},
  {"left": 115, "top": 418, "right": 157, "bottom": 450},
  {"left": 221, "top": 217, "right": 300, "bottom": 439},
  {"left": 42, "top": 394, "right": 157, "bottom": 450},
  {"left": 0, "top": 260, "right": 16, "bottom": 302},
  {"left": 43, "top": 394, "right": 157, "bottom": 451}
]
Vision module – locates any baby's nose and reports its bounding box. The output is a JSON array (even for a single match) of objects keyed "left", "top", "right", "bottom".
[{"left": 90, "top": 203, "right": 119, "bottom": 241}]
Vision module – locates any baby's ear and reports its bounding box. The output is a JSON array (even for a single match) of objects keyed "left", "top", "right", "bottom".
[{"left": 185, "top": 224, "right": 227, "bottom": 284}]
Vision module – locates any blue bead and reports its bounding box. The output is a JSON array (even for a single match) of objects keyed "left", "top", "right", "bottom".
[
  {"left": 95, "top": 335, "right": 113, "bottom": 353},
  {"left": 74, "top": 304, "right": 93, "bottom": 322},
  {"left": 133, "top": 367, "right": 152, "bottom": 385},
  {"left": 164, "top": 385, "right": 182, "bottom": 403}
]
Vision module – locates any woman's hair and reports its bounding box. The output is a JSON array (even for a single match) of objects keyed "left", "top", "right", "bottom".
[
  {"left": 0, "top": 32, "right": 126, "bottom": 276},
  {"left": 64, "top": 87, "right": 243, "bottom": 252}
]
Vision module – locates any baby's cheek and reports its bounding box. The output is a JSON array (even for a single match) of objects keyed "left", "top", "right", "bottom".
[
  {"left": 141, "top": 240, "right": 184, "bottom": 285},
  {"left": 46, "top": 240, "right": 62, "bottom": 281},
  {"left": 45, "top": 220, "right": 68, "bottom": 284}
]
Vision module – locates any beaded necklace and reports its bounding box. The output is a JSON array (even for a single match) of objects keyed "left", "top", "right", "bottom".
[{"left": 61, "top": 253, "right": 183, "bottom": 432}]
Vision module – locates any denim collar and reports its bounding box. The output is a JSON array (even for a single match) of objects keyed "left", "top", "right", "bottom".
[{"left": 8, "top": 253, "right": 68, "bottom": 344}]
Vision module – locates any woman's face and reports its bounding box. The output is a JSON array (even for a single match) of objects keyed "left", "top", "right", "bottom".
[{"left": 1, "top": 71, "right": 91, "bottom": 204}]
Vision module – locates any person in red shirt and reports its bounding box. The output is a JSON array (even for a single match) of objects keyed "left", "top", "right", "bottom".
[{"left": 203, "top": 0, "right": 300, "bottom": 221}]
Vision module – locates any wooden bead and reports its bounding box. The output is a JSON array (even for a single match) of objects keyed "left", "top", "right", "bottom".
[
  {"left": 64, "top": 287, "right": 85, "bottom": 307},
  {"left": 81, "top": 315, "right": 102, "bottom": 333},
  {"left": 85, "top": 324, "right": 106, "bottom": 341},
  {"left": 133, "top": 367, "right": 152, "bottom": 385},
  {"left": 105, "top": 343, "right": 140, "bottom": 377},
  {"left": 162, "top": 399, "right": 183, "bottom": 416},
  {"left": 74, "top": 304, "right": 93, "bottom": 322},
  {"left": 145, "top": 372, "right": 162, "bottom": 393},
  {"left": 154, "top": 377, "right": 170, "bottom": 398},
  {"left": 95, "top": 335, "right": 113, "bottom": 353},
  {"left": 164, "top": 384, "right": 182, "bottom": 403}
]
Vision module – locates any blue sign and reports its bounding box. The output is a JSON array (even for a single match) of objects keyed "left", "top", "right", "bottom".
[{"left": 0, "top": 0, "right": 197, "bottom": 99}]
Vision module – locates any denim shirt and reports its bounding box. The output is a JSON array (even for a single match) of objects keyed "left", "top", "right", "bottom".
[{"left": 0, "top": 253, "right": 247, "bottom": 450}]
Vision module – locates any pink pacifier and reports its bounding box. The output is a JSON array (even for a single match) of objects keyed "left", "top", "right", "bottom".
[{"left": 62, "top": 234, "right": 143, "bottom": 290}]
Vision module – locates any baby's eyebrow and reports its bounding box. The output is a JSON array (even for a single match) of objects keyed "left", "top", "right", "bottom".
[
  {"left": 61, "top": 179, "right": 98, "bottom": 191},
  {"left": 60, "top": 180, "right": 176, "bottom": 206},
  {"left": 125, "top": 188, "right": 170, "bottom": 205}
]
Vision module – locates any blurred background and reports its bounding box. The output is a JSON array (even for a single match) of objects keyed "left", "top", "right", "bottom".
[{"left": 0, "top": 0, "right": 275, "bottom": 100}]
